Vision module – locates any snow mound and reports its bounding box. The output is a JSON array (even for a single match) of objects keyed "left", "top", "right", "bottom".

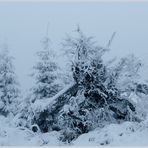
[
  {"left": 73, "top": 119, "right": 148, "bottom": 146},
  {"left": 0, "top": 115, "right": 61, "bottom": 146},
  {"left": 1, "top": 114, "right": 148, "bottom": 146}
]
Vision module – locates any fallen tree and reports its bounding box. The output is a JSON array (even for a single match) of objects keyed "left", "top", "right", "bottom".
[{"left": 31, "top": 83, "right": 79, "bottom": 132}]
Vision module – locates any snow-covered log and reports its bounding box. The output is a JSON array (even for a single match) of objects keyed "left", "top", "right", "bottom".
[{"left": 32, "top": 82, "right": 79, "bottom": 132}]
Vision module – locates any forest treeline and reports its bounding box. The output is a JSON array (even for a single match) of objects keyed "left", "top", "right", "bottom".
[{"left": 0, "top": 26, "right": 148, "bottom": 143}]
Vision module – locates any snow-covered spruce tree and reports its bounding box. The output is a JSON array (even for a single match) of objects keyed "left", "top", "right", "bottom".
[
  {"left": 57, "top": 28, "right": 137, "bottom": 143},
  {"left": 31, "top": 36, "right": 62, "bottom": 102},
  {"left": 114, "top": 55, "right": 148, "bottom": 121},
  {"left": 30, "top": 34, "right": 63, "bottom": 132},
  {"left": 0, "top": 46, "right": 20, "bottom": 116},
  {"left": 63, "top": 26, "right": 108, "bottom": 85},
  {"left": 57, "top": 28, "right": 110, "bottom": 142},
  {"left": 112, "top": 54, "right": 142, "bottom": 95}
]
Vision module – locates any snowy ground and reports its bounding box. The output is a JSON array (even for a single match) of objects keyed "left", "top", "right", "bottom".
[
  {"left": 0, "top": 115, "right": 61, "bottom": 146},
  {"left": 73, "top": 120, "right": 148, "bottom": 146},
  {"left": 1, "top": 115, "right": 148, "bottom": 146}
]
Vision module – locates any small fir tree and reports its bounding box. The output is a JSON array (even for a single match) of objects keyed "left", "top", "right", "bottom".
[
  {"left": 0, "top": 45, "right": 20, "bottom": 116},
  {"left": 31, "top": 35, "right": 62, "bottom": 102}
]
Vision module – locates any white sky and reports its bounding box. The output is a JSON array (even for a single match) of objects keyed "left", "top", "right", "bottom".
[{"left": 0, "top": 2, "right": 148, "bottom": 91}]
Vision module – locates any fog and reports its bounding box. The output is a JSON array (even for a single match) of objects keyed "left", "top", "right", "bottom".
[{"left": 0, "top": 2, "right": 148, "bottom": 91}]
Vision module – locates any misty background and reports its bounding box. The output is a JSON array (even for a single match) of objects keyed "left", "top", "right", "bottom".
[{"left": 0, "top": 2, "right": 148, "bottom": 92}]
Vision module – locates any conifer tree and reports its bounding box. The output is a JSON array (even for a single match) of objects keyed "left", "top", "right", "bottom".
[
  {"left": 0, "top": 44, "right": 20, "bottom": 116},
  {"left": 58, "top": 28, "right": 137, "bottom": 142},
  {"left": 31, "top": 33, "right": 62, "bottom": 102}
]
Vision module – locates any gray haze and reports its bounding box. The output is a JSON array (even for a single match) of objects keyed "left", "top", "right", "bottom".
[{"left": 0, "top": 2, "right": 148, "bottom": 92}]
